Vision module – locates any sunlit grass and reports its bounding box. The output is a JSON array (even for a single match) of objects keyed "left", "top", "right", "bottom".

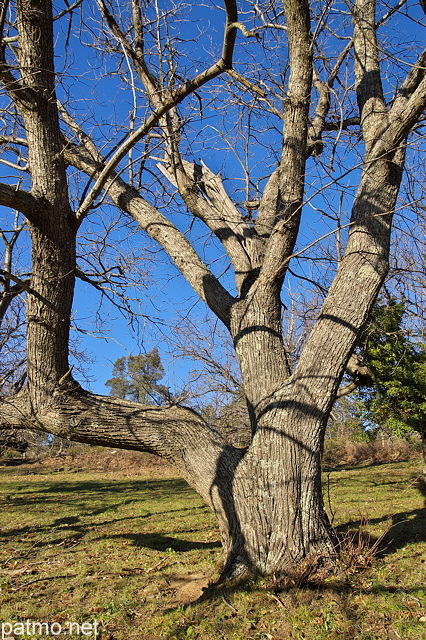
[{"left": 0, "top": 459, "right": 425, "bottom": 639}]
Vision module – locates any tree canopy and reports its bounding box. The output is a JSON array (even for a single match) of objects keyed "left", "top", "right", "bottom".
[{"left": 105, "top": 349, "right": 170, "bottom": 404}]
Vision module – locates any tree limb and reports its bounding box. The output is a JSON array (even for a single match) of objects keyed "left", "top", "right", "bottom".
[
  {"left": 97, "top": 0, "right": 161, "bottom": 105},
  {"left": 63, "top": 140, "right": 235, "bottom": 327},
  {"left": 307, "top": 39, "right": 354, "bottom": 156},
  {"left": 383, "top": 75, "right": 426, "bottom": 150},
  {"left": 75, "top": 0, "right": 241, "bottom": 223},
  {"left": 158, "top": 159, "right": 255, "bottom": 294},
  {"left": 353, "top": 0, "right": 387, "bottom": 148},
  {"left": 0, "top": 183, "right": 40, "bottom": 221},
  {"left": 336, "top": 381, "right": 358, "bottom": 398},
  {"left": 254, "top": 0, "right": 313, "bottom": 289},
  {"left": 0, "top": 386, "right": 238, "bottom": 511},
  {"left": 381, "top": 49, "right": 426, "bottom": 150},
  {"left": 0, "top": 269, "right": 57, "bottom": 312}
]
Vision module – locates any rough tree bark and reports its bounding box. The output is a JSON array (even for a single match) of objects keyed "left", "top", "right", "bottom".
[{"left": 0, "top": 0, "right": 425, "bottom": 580}]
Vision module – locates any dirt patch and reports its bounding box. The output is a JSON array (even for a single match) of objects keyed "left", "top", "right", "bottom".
[{"left": 169, "top": 573, "right": 209, "bottom": 603}]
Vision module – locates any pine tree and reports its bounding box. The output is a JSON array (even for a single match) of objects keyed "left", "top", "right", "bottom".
[
  {"left": 358, "top": 300, "right": 426, "bottom": 474},
  {"left": 105, "top": 349, "right": 169, "bottom": 405}
]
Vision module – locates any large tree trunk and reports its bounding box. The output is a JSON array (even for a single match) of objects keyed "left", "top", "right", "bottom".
[
  {"left": 1, "top": 382, "right": 335, "bottom": 579},
  {"left": 15, "top": 0, "right": 76, "bottom": 408},
  {"left": 215, "top": 414, "right": 335, "bottom": 578}
]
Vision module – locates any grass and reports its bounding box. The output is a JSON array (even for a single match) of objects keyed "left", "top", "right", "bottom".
[{"left": 0, "top": 459, "right": 425, "bottom": 639}]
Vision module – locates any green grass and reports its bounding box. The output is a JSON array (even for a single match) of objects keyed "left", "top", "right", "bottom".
[{"left": 1, "top": 460, "right": 425, "bottom": 639}]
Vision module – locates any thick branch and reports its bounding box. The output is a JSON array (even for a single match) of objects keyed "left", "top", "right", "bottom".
[
  {"left": 15, "top": 0, "right": 76, "bottom": 405},
  {"left": 336, "top": 381, "right": 358, "bottom": 398},
  {"left": 353, "top": 0, "right": 387, "bottom": 148},
  {"left": 363, "top": 49, "right": 426, "bottom": 158},
  {"left": 64, "top": 141, "right": 235, "bottom": 327},
  {"left": 0, "top": 183, "right": 40, "bottom": 220},
  {"left": 292, "top": 143, "right": 405, "bottom": 415},
  {"left": 392, "top": 48, "right": 426, "bottom": 106},
  {"left": 288, "top": 15, "right": 418, "bottom": 412},
  {"left": 254, "top": 0, "right": 312, "bottom": 289},
  {"left": 0, "top": 387, "right": 237, "bottom": 511},
  {"left": 158, "top": 159, "right": 255, "bottom": 294},
  {"left": 335, "top": 352, "right": 374, "bottom": 397},
  {"left": 383, "top": 76, "right": 426, "bottom": 149},
  {"left": 382, "top": 49, "right": 426, "bottom": 149}
]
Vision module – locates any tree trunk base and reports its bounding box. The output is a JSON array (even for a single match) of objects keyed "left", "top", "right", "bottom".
[
  {"left": 208, "top": 424, "right": 339, "bottom": 584},
  {"left": 217, "top": 553, "right": 337, "bottom": 588},
  {"left": 421, "top": 430, "right": 426, "bottom": 479}
]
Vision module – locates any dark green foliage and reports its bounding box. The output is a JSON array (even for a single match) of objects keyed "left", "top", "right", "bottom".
[
  {"left": 358, "top": 300, "right": 426, "bottom": 443},
  {"left": 105, "top": 349, "right": 170, "bottom": 404}
]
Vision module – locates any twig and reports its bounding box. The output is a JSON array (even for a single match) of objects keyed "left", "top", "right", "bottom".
[
  {"left": 220, "top": 589, "right": 238, "bottom": 613},
  {"left": 146, "top": 556, "right": 173, "bottom": 573},
  {"left": 267, "top": 592, "right": 286, "bottom": 608},
  {"left": 2, "top": 530, "right": 60, "bottom": 567},
  {"left": 11, "top": 574, "right": 78, "bottom": 591}
]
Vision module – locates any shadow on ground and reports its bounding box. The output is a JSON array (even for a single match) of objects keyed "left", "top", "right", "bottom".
[{"left": 335, "top": 474, "right": 426, "bottom": 559}]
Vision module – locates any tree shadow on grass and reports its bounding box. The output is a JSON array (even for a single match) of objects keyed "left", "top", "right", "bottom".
[
  {"left": 0, "top": 474, "right": 213, "bottom": 555},
  {"left": 0, "top": 473, "right": 192, "bottom": 497},
  {"left": 0, "top": 502, "right": 211, "bottom": 548},
  {"left": 104, "top": 531, "right": 221, "bottom": 552},
  {"left": 334, "top": 475, "right": 426, "bottom": 558}
]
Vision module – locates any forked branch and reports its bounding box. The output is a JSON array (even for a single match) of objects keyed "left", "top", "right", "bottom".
[{"left": 76, "top": 0, "right": 241, "bottom": 223}]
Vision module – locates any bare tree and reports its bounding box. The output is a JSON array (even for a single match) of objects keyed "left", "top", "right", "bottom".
[{"left": 0, "top": 0, "right": 425, "bottom": 581}]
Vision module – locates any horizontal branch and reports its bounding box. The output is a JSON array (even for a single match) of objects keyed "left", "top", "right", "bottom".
[
  {"left": 0, "top": 183, "right": 40, "bottom": 220},
  {"left": 322, "top": 117, "right": 360, "bottom": 131},
  {"left": 0, "top": 386, "right": 238, "bottom": 509},
  {"left": 0, "top": 135, "right": 28, "bottom": 148},
  {"left": 0, "top": 269, "right": 30, "bottom": 291}
]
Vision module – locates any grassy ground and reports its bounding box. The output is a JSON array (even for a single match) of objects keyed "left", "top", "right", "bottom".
[{"left": 0, "top": 459, "right": 425, "bottom": 639}]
